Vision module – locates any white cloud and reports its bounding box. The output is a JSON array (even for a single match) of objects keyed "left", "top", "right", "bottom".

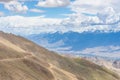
[
  {"left": 0, "top": 13, "right": 120, "bottom": 35},
  {"left": 37, "top": 0, "right": 70, "bottom": 7},
  {"left": 0, "top": 11, "right": 4, "bottom": 16},
  {"left": 97, "top": 7, "right": 120, "bottom": 24},
  {"left": 60, "top": 4, "right": 120, "bottom": 33},
  {"left": 30, "top": 8, "right": 44, "bottom": 13},
  {"left": 68, "top": 0, "right": 120, "bottom": 27},
  {"left": 4, "top": 1, "right": 28, "bottom": 13},
  {"left": 1, "top": 0, "right": 120, "bottom": 34},
  {"left": 70, "top": 0, "right": 120, "bottom": 14},
  {"left": 0, "top": 15, "right": 62, "bottom": 34}
]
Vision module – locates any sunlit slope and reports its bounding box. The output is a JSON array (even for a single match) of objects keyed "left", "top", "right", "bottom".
[{"left": 0, "top": 31, "right": 119, "bottom": 80}]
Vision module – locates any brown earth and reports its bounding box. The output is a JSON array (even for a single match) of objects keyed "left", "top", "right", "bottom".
[{"left": 0, "top": 31, "right": 119, "bottom": 80}]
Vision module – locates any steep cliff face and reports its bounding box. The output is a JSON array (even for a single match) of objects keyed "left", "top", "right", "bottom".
[{"left": 0, "top": 31, "right": 119, "bottom": 80}]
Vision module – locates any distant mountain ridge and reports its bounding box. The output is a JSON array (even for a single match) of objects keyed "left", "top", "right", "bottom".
[
  {"left": 27, "top": 31, "right": 120, "bottom": 50},
  {"left": 26, "top": 31, "right": 120, "bottom": 59}
]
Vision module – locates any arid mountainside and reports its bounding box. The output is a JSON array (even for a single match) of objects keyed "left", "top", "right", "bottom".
[
  {"left": 83, "top": 57, "right": 120, "bottom": 76},
  {"left": 0, "top": 31, "right": 120, "bottom": 80}
]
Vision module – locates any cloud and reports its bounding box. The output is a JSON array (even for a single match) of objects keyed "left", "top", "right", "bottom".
[
  {"left": 0, "top": 15, "right": 62, "bottom": 34},
  {"left": 4, "top": 1, "right": 28, "bottom": 13},
  {"left": 1, "top": 1, "right": 120, "bottom": 34},
  {"left": 70, "top": 0, "right": 120, "bottom": 14},
  {"left": 97, "top": 7, "right": 120, "bottom": 24},
  {"left": 30, "top": 8, "right": 44, "bottom": 13},
  {"left": 37, "top": 0, "right": 70, "bottom": 7},
  {"left": 0, "top": 11, "right": 4, "bottom": 16},
  {"left": 0, "top": 13, "right": 120, "bottom": 35},
  {"left": 60, "top": 5, "right": 120, "bottom": 33}
]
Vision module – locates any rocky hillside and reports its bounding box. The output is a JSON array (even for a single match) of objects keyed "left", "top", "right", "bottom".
[
  {"left": 0, "top": 31, "right": 120, "bottom": 80},
  {"left": 83, "top": 56, "right": 120, "bottom": 76}
]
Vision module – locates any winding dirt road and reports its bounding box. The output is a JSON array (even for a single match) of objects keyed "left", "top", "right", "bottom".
[
  {"left": 0, "top": 54, "right": 34, "bottom": 62},
  {"left": 49, "top": 63, "right": 78, "bottom": 80}
]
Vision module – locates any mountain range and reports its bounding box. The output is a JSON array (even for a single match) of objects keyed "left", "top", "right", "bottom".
[
  {"left": 26, "top": 31, "right": 120, "bottom": 75},
  {"left": 26, "top": 31, "right": 120, "bottom": 59},
  {"left": 0, "top": 31, "right": 120, "bottom": 80}
]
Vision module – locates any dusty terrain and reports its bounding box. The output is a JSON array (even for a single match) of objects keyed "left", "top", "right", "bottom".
[
  {"left": 83, "top": 57, "right": 120, "bottom": 76},
  {"left": 0, "top": 31, "right": 119, "bottom": 80}
]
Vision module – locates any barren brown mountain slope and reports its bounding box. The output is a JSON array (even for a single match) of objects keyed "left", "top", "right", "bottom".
[{"left": 0, "top": 31, "right": 120, "bottom": 80}]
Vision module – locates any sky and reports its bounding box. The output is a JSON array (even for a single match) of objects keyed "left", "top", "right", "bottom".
[
  {"left": 0, "top": 0, "right": 120, "bottom": 34},
  {"left": 0, "top": 0, "right": 73, "bottom": 17},
  {"left": 0, "top": 0, "right": 120, "bottom": 59}
]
